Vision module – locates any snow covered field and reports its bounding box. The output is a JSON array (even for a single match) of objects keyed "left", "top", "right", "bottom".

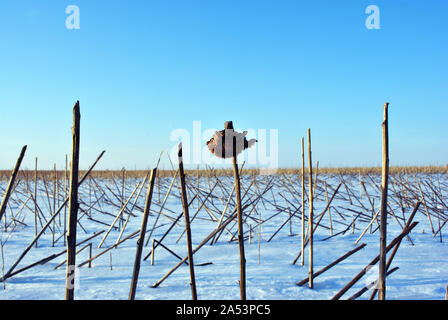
[{"left": 0, "top": 173, "right": 447, "bottom": 300}]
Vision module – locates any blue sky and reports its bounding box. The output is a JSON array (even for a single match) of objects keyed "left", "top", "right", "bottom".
[{"left": 0, "top": 0, "right": 447, "bottom": 170}]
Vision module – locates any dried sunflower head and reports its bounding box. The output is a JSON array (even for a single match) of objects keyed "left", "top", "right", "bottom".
[{"left": 206, "top": 127, "right": 257, "bottom": 159}]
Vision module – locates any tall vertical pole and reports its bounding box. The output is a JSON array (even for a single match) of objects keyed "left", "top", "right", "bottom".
[
  {"left": 52, "top": 163, "right": 57, "bottom": 247},
  {"left": 197, "top": 165, "right": 200, "bottom": 210},
  {"left": 178, "top": 143, "right": 198, "bottom": 300},
  {"left": 307, "top": 129, "right": 314, "bottom": 289},
  {"left": 379, "top": 102, "right": 389, "bottom": 300},
  {"left": 64, "top": 154, "right": 68, "bottom": 247},
  {"left": 66, "top": 101, "right": 81, "bottom": 300},
  {"left": 226, "top": 121, "right": 246, "bottom": 300},
  {"left": 300, "top": 138, "right": 305, "bottom": 266},
  {"left": 121, "top": 168, "right": 126, "bottom": 229},
  {"left": 34, "top": 157, "right": 38, "bottom": 248}
]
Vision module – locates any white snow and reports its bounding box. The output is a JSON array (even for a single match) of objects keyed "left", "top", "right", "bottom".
[{"left": 0, "top": 173, "right": 447, "bottom": 300}]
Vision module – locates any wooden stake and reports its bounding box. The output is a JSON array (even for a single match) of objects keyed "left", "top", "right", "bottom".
[
  {"left": 52, "top": 163, "right": 56, "bottom": 247},
  {"left": 249, "top": 224, "right": 252, "bottom": 244},
  {"left": 379, "top": 102, "right": 389, "bottom": 300},
  {"left": 197, "top": 165, "right": 200, "bottom": 210},
  {"left": 121, "top": 167, "right": 126, "bottom": 229},
  {"left": 300, "top": 137, "right": 305, "bottom": 266},
  {"left": 178, "top": 143, "right": 197, "bottom": 300},
  {"left": 307, "top": 129, "right": 314, "bottom": 289},
  {"left": 1, "top": 243, "right": 5, "bottom": 290},
  {"left": 34, "top": 157, "right": 38, "bottom": 248},
  {"left": 88, "top": 176, "right": 92, "bottom": 219},
  {"left": 88, "top": 243, "right": 92, "bottom": 268},
  {"left": 258, "top": 215, "right": 261, "bottom": 265},
  {"left": 66, "top": 101, "right": 81, "bottom": 300},
  {"left": 227, "top": 121, "right": 246, "bottom": 300},
  {"left": 64, "top": 154, "right": 68, "bottom": 246},
  {"left": 151, "top": 239, "right": 155, "bottom": 266},
  {"left": 313, "top": 161, "right": 319, "bottom": 199},
  {"left": 129, "top": 168, "right": 157, "bottom": 300}
]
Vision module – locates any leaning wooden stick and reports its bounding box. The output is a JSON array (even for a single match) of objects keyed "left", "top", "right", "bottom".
[
  {"left": 116, "top": 172, "right": 149, "bottom": 244},
  {"left": 348, "top": 267, "right": 399, "bottom": 300},
  {"left": 417, "top": 182, "right": 435, "bottom": 234},
  {"left": 153, "top": 239, "right": 187, "bottom": 264},
  {"left": 0, "top": 145, "right": 27, "bottom": 224},
  {"left": 129, "top": 168, "right": 157, "bottom": 300},
  {"left": 178, "top": 143, "right": 198, "bottom": 300},
  {"left": 210, "top": 162, "right": 245, "bottom": 245},
  {"left": 2, "top": 231, "right": 104, "bottom": 281},
  {"left": 152, "top": 191, "right": 266, "bottom": 289},
  {"left": 55, "top": 242, "right": 92, "bottom": 270},
  {"left": 2, "top": 149, "right": 106, "bottom": 281},
  {"left": 98, "top": 179, "right": 144, "bottom": 248},
  {"left": 142, "top": 195, "right": 197, "bottom": 262},
  {"left": 152, "top": 210, "right": 238, "bottom": 289},
  {"left": 66, "top": 100, "right": 81, "bottom": 300},
  {"left": 354, "top": 209, "right": 380, "bottom": 245},
  {"left": 324, "top": 182, "right": 333, "bottom": 236},
  {"left": 296, "top": 243, "right": 367, "bottom": 286},
  {"left": 145, "top": 168, "right": 179, "bottom": 245},
  {"left": 78, "top": 230, "right": 139, "bottom": 268},
  {"left": 331, "top": 221, "right": 418, "bottom": 300},
  {"left": 369, "top": 201, "right": 421, "bottom": 300},
  {"left": 292, "top": 183, "right": 342, "bottom": 265}
]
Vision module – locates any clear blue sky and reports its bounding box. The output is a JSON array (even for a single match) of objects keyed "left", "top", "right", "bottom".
[{"left": 1, "top": 0, "right": 447, "bottom": 170}]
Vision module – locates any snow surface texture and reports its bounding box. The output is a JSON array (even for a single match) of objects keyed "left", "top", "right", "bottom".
[{"left": 0, "top": 173, "right": 447, "bottom": 300}]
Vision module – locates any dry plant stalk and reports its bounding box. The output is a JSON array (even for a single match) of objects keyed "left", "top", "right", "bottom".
[
  {"left": 307, "top": 128, "right": 314, "bottom": 289},
  {"left": 0, "top": 145, "right": 27, "bottom": 224},
  {"left": 178, "top": 143, "right": 197, "bottom": 300},
  {"left": 66, "top": 101, "right": 81, "bottom": 300},
  {"left": 129, "top": 168, "right": 157, "bottom": 300},
  {"left": 379, "top": 102, "right": 389, "bottom": 300},
  {"left": 300, "top": 137, "right": 305, "bottom": 266}
]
